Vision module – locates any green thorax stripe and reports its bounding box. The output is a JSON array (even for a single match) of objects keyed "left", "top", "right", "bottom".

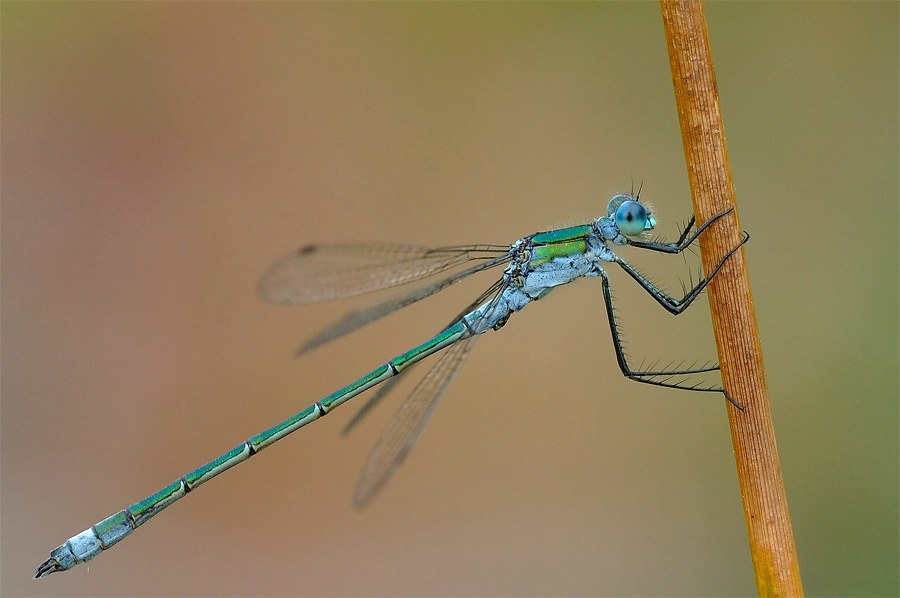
[
  {"left": 529, "top": 224, "right": 592, "bottom": 267},
  {"left": 531, "top": 224, "right": 592, "bottom": 245}
]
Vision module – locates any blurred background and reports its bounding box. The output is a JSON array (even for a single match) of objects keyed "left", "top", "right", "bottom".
[{"left": 3, "top": 3, "right": 897, "bottom": 596}]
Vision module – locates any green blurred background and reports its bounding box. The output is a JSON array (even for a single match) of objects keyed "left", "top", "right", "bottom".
[{"left": 3, "top": 3, "right": 897, "bottom": 596}]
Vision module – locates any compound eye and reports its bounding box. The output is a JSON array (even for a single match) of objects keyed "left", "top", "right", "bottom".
[{"left": 614, "top": 200, "right": 649, "bottom": 236}]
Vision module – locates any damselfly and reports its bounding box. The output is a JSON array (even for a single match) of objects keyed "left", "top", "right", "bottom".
[{"left": 36, "top": 193, "right": 747, "bottom": 577}]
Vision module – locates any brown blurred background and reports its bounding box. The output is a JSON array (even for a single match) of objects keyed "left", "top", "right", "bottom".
[{"left": 3, "top": 3, "right": 897, "bottom": 596}]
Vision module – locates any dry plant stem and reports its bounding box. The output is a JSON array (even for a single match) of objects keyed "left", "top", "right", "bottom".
[{"left": 659, "top": 1, "right": 803, "bottom": 596}]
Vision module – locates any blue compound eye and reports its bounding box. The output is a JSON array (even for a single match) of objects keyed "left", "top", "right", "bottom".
[{"left": 614, "top": 200, "right": 649, "bottom": 236}]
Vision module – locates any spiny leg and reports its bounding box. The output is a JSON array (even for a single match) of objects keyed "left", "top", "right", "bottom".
[
  {"left": 628, "top": 206, "right": 738, "bottom": 254},
  {"left": 599, "top": 270, "right": 743, "bottom": 409},
  {"left": 615, "top": 231, "right": 749, "bottom": 315}
]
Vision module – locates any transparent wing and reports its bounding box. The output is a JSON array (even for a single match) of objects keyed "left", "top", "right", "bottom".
[
  {"left": 341, "top": 372, "right": 409, "bottom": 435},
  {"left": 259, "top": 243, "right": 509, "bottom": 304},
  {"left": 352, "top": 335, "right": 476, "bottom": 508},
  {"left": 351, "top": 279, "right": 507, "bottom": 506},
  {"left": 342, "top": 278, "right": 508, "bottom": 436},
  {"left": 296, "top": 254, "right": 511, "bottom": 355}
]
